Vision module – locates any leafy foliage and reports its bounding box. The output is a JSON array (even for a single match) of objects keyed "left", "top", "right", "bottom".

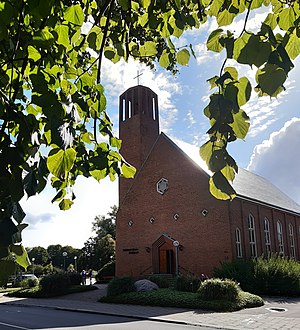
[
  {"left": 214, "top": 256, "right": 300, "bottom": 296},
  {"left": 39, "top": 272, "right": 71, "bottom": 295}
]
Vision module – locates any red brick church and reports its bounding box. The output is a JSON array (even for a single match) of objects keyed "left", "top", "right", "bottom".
[{"left": 116, "top": 85, "right": 300, "bottom": 277}]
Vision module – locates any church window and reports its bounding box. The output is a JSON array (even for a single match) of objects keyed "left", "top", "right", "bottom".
[
  {"left": 289, "top": 224, "right": 296, "bottom": 258},
  {"left": 201, "top": 209, "right": 208, "bottom": 217},
  {"left": 156, "top": 178, "right": 168, "bottom": 195},
  {"left": 128, "top": 220, "right": 133, "bottom": 227},
  {"left": 277, "top": 221, "right": 284, "bottom": 255},
  {"left": 173, "top": 213, "right": 179, "bottom": 220},
  {"left": 149, "top": 217, "right": 155, "bottom": 224},
  {"left": 263, "top": 217, "right": 271, "bottom": 256},
  {"left": 235, "top": 228, "right": 242, "bottom": 258},
  {"left": 248, "top": 214, "right": 257, "bottom": 258}
]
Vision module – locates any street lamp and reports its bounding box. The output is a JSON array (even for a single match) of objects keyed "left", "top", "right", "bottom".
[
  {"left": 62, "top": 252, "right": 67, "bottom": 271},
  {"left": 32, "top": 258, "right": 35, "bottom": 274},
  {"left": 74, "top": 256, "right": 77, "bottom": 272},
  {"left": 173, "top": 240, "right": 180, "bottom": 276}
]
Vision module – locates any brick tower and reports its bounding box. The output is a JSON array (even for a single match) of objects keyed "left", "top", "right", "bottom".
[{"left": 119, "top": 85, "right": 159, "bottom": 203}]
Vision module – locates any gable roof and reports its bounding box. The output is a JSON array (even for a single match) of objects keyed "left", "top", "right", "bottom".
[{"left": 161, "top": 133, "right": 300, "bottom": 216}]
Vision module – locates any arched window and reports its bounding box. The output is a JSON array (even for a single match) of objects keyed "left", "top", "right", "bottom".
[
  {"left": 235, "top": 228, "right": 243, "bottom": 258},
  {"left": 263, "top": 217, "right": 271, "bottom": 256},
  {"left": 248, "top": 214, "right": 257, "bottom": 258},
  {"left": 277, "top": 221, "right": 284, "bottom": 255},
  {"left": 289, "top": 224, "right": 296, "bottom": 258}
]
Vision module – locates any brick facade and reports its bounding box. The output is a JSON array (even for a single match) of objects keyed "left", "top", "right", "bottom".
[{"left": 116, "top": 85, "right": 300, "bottom": 277}]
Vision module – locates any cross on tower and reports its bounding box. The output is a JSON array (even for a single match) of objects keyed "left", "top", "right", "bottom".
[{"left": 133, "top": 70, "right": 143, "bottom": 85}]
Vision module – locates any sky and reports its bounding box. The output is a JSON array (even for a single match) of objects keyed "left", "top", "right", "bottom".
[{"left": 21, "top": 9, "right": 300, "bottom": 249}]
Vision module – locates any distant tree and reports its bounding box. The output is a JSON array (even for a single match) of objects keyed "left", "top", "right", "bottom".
[
  {"left": 47, "top": 244, "right": 81, "bottom": 269},
  {"left": 27, "top": 246, "right": 48, "bottom": 265},
  {"left": 81, "top": 206, "right": 117, "bottom": 270},
  {"left": 92, "top": 205, "right": 117, "bottom": 239}
]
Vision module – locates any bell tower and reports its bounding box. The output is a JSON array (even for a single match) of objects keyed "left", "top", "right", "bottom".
[{"left": 119, "top": 85, "right": 159, "bottom": 202}]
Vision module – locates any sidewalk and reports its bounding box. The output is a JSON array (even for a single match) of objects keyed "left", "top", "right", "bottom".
[{"left": 1, "top": 285, "right": 300, "bottom": 330}]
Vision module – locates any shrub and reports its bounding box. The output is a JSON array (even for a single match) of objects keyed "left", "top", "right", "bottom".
[
  {"left": 96, "top": 261, "right": 115, "bottom": 282},
  {"left": 175, "top": 275, "right": 202, "bottom": 293},
  {"left": 67, "top": 272, "right": 82, "bottom": 285},
  {"left": 107, "top": 276, "right": 135, "bottom": 297},
  {"left": 147, "top": 275, "right": 170, "bottom": 288},
  {"left": 20, "top": 279, "right": 39, "bottom": 289},
  {"left": 40, "top": 273, "right": 71, "bottom": 295},
  {"left": 213, "top": 259, "right": 255, "bottom": 292},
  {"left": 214, "top": 255, "right": 300, "bottom": 296},
  {"left": 198, "top": 278, "right": 240, "bottom": 301}
]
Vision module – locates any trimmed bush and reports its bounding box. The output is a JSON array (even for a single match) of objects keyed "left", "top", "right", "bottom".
[
  {"left": 107, "top": 276, "right": 135, "bottom": 297},
  {"left": 198, "top": 278, "right": 240, "bottom": 301},
  {"left": 175, "top": 275, "right": 202, "bottom": 293},
  {"left": 214, "top": 255, "right": 300, "bottom": 296},
  {"left": 96, "top": 261, "right": 115, "bottom": 282},
  {"left": 39, "top": 273, "right": 71, "bottom": 295},
  {"left": 147, "top": 275, "right": 170, "bottom": 288}
]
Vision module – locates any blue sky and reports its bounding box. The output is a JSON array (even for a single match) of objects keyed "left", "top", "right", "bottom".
[{"left": 21, "top": 11, "right": 300, "bottom": 248}]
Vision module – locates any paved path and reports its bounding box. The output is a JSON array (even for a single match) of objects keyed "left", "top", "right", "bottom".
[{"left": 0, "top": 285, "right": 299, "bottom": 330}]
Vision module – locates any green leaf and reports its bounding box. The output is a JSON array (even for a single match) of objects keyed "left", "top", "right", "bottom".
[
  {"left": 139, "top": 41, "right": 157, "bottom": 56},
  {"left": 209, "top": 172, "right": 236, "bottom": 200},
  {"left": 285, "top": 29, "right": 300, "bottom": 60},
  {"left": 235, "top": 34, "right": 272, "bottom": 67},
  {"left": 121, "top": 163, "right": 136, "bottom": 178},
  {"left": 199, "top": 141, "right": 213, "bottom": 166},
  {"left": 230, "top": 110, "right": 250, "bottom": 139},
  {"left": 278, "top": 7, "right": 296, "bottom": 31},
  {"left": 47, "top": 148, "right": 77, "bottom": 180},
  {"left": 55, "top": 24, "right": 70, "bottom": 48},
  {"left": 12, "top": 245, "right": 30, "bottom": 270},
  {"left": 176, "top": 49, "right": 190, "bottom": 66},
  {"left": 64, "top": 4, "right": 84, "bottom": 26},
  {"left": 237, "top": 77, "right": 251, "bottom": 106},
  {"left": 217, "top": 9, "right": 235, "bottom": 27},
  {"left": 59, "top": 199, "right": 74, "bottom": 210},
  {"left": 110, "top": 137, "right": 122, "bottom": 149},
  {"left": 224, "top": 67, "right": 238, "bottom": 80},
  {"left": 256, "top": 64, "right": 287, "bottom": 96},
  {"left": 90, "top": 169, "right": 107, "bottom": 181},
  {"left": 12, "top": 202, "right": 26, "bottom": 224},
  {"left": 207, "top": 29, "right": 224, "bottom": 52},
  {"left": 159, "top": 51, "right": 171, "bottom": 68},
  {"left": 28, "top": 45, "right": 41, "bottom": 62}
]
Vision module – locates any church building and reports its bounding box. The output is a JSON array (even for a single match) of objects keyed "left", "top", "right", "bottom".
[{"left": 116, "top": 85, "right": 300, "bottom": 277}]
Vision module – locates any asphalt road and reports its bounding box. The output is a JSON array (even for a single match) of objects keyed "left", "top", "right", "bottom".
[{"left": 0, "top": 305, "right": 213, "bottom": 330}]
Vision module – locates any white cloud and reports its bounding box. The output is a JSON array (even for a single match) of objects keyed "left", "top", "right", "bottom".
[
  {"left": 21, "top": 177, "right": 118, "bottom": 248},
  {"left": 247, "top": 118, "right": 300, "bottom": 204}
]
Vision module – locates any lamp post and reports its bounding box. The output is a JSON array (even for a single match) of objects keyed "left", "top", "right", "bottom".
[
  {"left": 74, "top": 256, "right": 77, "bottom": 272},
  {"left": 62, "top": 252, "right": 67, "bottom": 271},
  {"left": 173, "top": 240, "right": 180, "bottom": 276},
  {"left": 32, "top": 258, "right": 35, "bottom": 274}
]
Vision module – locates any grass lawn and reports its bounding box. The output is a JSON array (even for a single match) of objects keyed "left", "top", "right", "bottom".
[
  {"left": 5, "top": 284, "right": 97, "bottom": 298},
  {"left": 100, "top": 288, "right": 264, "bottom": 312}
]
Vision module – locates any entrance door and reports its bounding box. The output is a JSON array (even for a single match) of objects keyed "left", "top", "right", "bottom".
[{"left": 159, "top": 246, "right": 174, "bottom": 274}]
